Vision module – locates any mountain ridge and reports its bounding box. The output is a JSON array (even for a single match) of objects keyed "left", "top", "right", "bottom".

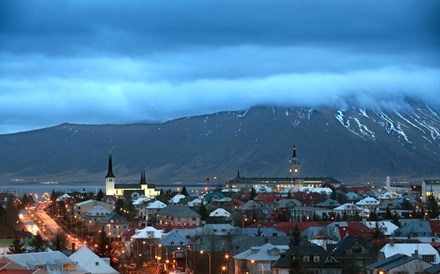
[{"left": 0, "top": 102, "right": 439, "bottom": 185}]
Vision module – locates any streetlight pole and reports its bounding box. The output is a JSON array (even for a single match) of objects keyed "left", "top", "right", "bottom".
[{"left": 200, "top": 250, "right": 211, "bottom": 274}]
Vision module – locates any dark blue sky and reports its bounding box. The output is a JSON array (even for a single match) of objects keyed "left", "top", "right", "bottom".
[{"left": 1, "top": 0, "right": 439, "bottom": 134}]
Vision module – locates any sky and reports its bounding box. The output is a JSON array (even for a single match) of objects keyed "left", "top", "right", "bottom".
[{"left": 1, "top": 0, "right": 439, "bottom": 134}]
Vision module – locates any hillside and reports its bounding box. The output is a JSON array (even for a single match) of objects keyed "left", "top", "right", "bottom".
[{"left": 0, "top": 102, "right": 439, "bottom": 185}]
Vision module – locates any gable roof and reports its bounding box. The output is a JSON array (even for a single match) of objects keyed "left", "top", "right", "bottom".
[
  {"left": 209, "top": 208, "right": 231, "bottom": 217},
  {"left": 366, "top": 253, "right": 416, "bottom": 271},
  {"left": 233, "top": 243, "right": 288, "bottom": 262},
  {"left": 157, "top": 205, "right": 200, "bottom": 218},
  {"left": 330, "top": 236, "right": 371, "bottom": 257},
  {"left": 5, "top": 251, "right": 77, "bottom": 274},
  {"left": 146, "top": 200, "right": 167, "bottom": 209},
  {"left": 380, "top": 243, "right": 440, "bottom": 263},
  {"left": 69, "top": 246, "right": 118, "bottom": 274}
]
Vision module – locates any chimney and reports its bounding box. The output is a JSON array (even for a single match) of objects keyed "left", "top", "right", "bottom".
[
  {"left": 386, "top": 176, "right": 390, "bottom": 189},
  {"left": 413, "top": 249, "right": 419, "bottom": 258}
]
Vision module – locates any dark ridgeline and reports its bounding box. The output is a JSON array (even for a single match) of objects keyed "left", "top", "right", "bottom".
[{"left": 0, "top": 101, "right": 439, "bottom": 184}]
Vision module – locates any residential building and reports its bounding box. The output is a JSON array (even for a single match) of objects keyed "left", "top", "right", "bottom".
[
  {"left": 233, "top": 243, "right": 288, "bottom": 274},
  {"left": 379, "top": 243, "right": 440, "bottom": 264},
  {"left": 156, "top": 205, "right": 201, "bottom": 226},
  {"left": 366, "top": 253, "right": 433, "bottom": 274},
  {"left": 69, "top": 246, "right": 119, "bottom": 274},
  {"left": 272, "top": 243, "right": 341, "bottom": 274}
]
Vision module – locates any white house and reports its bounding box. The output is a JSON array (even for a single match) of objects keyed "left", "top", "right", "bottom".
[
  {"left": 233, "top": 243, "right": 289, "bottom": 274},
  {"left": 209, "top": 208, "right": 231, "bottom": 218},
  {"left": 363, "top": 221, "right": 399, "bottom": 236},
  {"left": 70, "top": 246, "right": 119, "bottom": 274},
  {"left": 380, "top": 243, "right": 440, "bottom": 264},
  {"left": 356, "top": 196, "right": 380, "bottom": 208}
]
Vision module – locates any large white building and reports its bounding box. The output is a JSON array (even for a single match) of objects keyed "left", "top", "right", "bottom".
[
  {"left": 422, "top": 179, "right": 440, "bottom": 202},
  {"left": 105, "top": 155, "right": 160, "bottom": 198}
]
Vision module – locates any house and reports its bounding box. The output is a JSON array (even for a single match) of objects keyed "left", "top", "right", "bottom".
[
  {"left": 272, "top": 243, "right": 341, "bottom": 274},
  {"left": 333, "top": 203, "right": 364, "bottom": 215},
  {"left": 69, "top": 246, "right": 119, "bottom": 274},
  {"left": 209, "top": 208, "right": 231, "bottom": 218},
  {"left": 140, "top": 200, "right": 166, "bottom": 222},
  {"left": 0, "top": 257, "right": 48, "bottom": 274},
  {"left": 84, "top": 206, "right": 112, "bottom": 225},
  {"left": 316, "top": 199, "right": 341, "bottom": 209},
  {"left": 233, "top": 243, "right": 288, "bottom": 274},
  {"left": 393, "top": 220, "right": 432, "bottom": 238},
  {"left": 5, "top": 250, "right": 84, "bottom": 274},
  {"left": 365, "top": 253, "right": 433, "bottom": 274},
  {"left": 74, "top": 200, "right": 114, "bottom": 219},
  {"left": 363, "top": 221, "right": 399, "bottom": 236},
  {"left": 355, "top": 197, "right": 380, "bottom": 209},
  {"left": 379, "top": 243, "right": 440, "bottom": 264},
  {"left": 131, "top": 226, "right": 164, "bottom": 240},
  {"left": 169, "top": 194, "right": 186, "bottom": 204},
  {"left": 156, "top": 205, "right": 201, "bottom": 226},
  {"left": 98, "top": 212, "right": 129, "bottom": 240},
  {"left": 329, "top": 236, "right": 375, "bottom": 272}
]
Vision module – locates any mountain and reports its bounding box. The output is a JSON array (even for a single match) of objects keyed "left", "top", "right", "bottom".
[{"left": 0, "top": 101, "right": 439, "bottom": 185}]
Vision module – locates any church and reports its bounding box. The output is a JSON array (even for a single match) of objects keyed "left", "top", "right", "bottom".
[
  {"left": 105, "top": 155, "right": 160, "bottom": 198},
  {"left": 225, "top": 145, "right": 342, "bottom": 192}
]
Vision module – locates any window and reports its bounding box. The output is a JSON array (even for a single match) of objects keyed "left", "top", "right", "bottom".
[
  {"left": 422, "top": 255, "right": 436, "bottom": 263},
  {"left": 352, "top": 247, "right": 362, "bottom": 254},
  {"left": 313, "top": 256, "right": 320, "bottom": 262},
  {"left": 63, "top": 263, "right": 75, "bottom": 272},
  {"left": 303, "top": 256, "right": 310, "bottom": 262}
]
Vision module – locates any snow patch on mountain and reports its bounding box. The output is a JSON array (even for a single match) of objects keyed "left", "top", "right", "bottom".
[{"left": 374, "top": 110, "right": 412, "bottom": 144}]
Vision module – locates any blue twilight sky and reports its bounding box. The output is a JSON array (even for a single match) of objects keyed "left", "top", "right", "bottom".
[{"left": 0, "top": 0, "right": 439, "bottom": 134}]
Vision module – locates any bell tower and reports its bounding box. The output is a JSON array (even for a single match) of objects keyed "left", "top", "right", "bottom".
[
  {"left": 105, "top": 154, "right": 116, "bottom": 195},
  {"left": 289, "top": 145, "right": 300, "bottom": 178}
]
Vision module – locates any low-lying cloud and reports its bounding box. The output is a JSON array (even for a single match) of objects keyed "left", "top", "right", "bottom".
[{"left": 0, "top": 0, "right": 439, "bottom": 134}]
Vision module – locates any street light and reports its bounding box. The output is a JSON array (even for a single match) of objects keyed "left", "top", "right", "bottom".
[
  {"left": 200, "top": 250, "right": 211, "bottom": 274},
  {"left": 158, "top": 243, "right": 169, "bottom": 261}
]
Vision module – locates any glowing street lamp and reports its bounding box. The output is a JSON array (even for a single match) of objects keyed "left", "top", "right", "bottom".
[{"left": 200, "top": 250, "right": 211, "bottom": 274}]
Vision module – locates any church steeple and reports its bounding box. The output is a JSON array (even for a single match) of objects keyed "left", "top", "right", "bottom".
[
  {"left": 292, "top": 145, "right": 297, "bottom": 159},
  {"left": 237, "top": 169, "right": 240, "bottom": 178},
  {"left": 105, "top": 154, "right": 115, "bottom": 178},
  {"left": 140, "top": 170, "right": 147, "bottom": 185},
  {"left": 289, "top": 145, "right": 300, "bottom": 178}
]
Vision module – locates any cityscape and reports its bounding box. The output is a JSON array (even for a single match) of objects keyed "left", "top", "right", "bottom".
[
  {"left": 0, "top": 149, "right": 440, "bottom": 274},
  {"left": 1, "top": 0, "right": 439, "bottom": 274}
]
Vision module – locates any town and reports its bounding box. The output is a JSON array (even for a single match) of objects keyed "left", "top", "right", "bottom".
[{"left": 1, "top": 148, "right": 440, "bottom": 274}]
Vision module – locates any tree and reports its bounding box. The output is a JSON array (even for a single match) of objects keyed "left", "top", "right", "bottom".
[
  {"left": 198, "top": 202, "right": 208, "bottom": 221},
  {"left": 51, "top": 230, "right": 67, "bottom": 251},
  {"left": 385, "top": 206, "right": 392, "bottom": 219},
  {"left": 180, "top": 186, "right": 189, "bottom": 196},
  {"left": 94, "top": 229, "right": 114, "bottom": 258},
  {"left": 5, "top": 198, "right": 19, "bottom": 230},
  {"left": 400, "top": 198, "right": 412, "bottom": 210},
  {"left": 427, "top": 194, "right": 439, "bottom": 218},
  {"left": 290, "top": 225, "right": 301, "bottom": 247},
  {"left": 289, "top": 251, "right": 306, "bottom": 274},
  {"left": 249, "top": 187, "right": 257, "bottom": 200},
  {"left": 28, "top": 233, "right": 48, "bottom": 252},
  {"left": 8, "top": 235, "right": 25, "bottom": 254},
  {"left": 96, "top": 189, "right": 104, "bottom": 201}
]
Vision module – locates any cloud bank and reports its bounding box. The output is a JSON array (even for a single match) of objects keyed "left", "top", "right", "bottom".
[{"left": 0, "top": 0, "right": 439, "bottom": 134}]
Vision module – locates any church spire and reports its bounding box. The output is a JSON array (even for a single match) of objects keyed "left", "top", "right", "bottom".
[
  {"left": 140, "top": 170, "right": 147, "bottom": 185},
  {"left": 292, "top": 145, "right": 297, "bottom": 159},
  {"left": 105, "top": 154, "right": 115, "bottom": 178},
  {"left": 237, "top": 169, "right": 240, "bottom": 178}
]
